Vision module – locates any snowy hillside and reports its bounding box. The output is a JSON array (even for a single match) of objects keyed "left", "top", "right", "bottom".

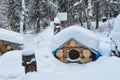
[{"left": 0, "top": 21, "right": 120, "bottom": 80}]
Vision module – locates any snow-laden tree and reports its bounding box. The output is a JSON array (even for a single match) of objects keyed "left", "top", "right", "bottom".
[
  {"left": 20, "top": 0, "right": 28, "bottom": 34},
  {"left": 0, "top": 0, "right": 9, "bottom": 29},
  {"left": 26, "top": 0, "right": 54, "bottom": 33},
  {"left": 7, "top": 0, "right": 21, "bottom": 32},
  {"left": 0, "top": 0, "right": 120, "bottom": 32},
  {"left": 72, "top": 0, "right": 92, "bottom": 29}
]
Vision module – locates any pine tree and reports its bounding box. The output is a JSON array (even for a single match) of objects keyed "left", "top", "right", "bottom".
[
  {"left": 7, "top": 0, "right": 21, "bottom": 32},
  {"left": 0, "top": 0, "right": 8, "bottom": 29}
]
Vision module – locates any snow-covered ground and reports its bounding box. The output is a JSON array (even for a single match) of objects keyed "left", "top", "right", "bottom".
[{"left": 0, "top": 17, "right": 120, "bottom": 80}]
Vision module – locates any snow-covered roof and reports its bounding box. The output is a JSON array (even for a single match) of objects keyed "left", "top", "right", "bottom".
[
  {"left": 51, "top": 26, "right": 100, "bottom": 50},
  {"left": 101, "top": 16, "right": 107, "bottom": 19},
  {"left": 0, "top": 28, "right": 23, "bottom": 44},
  {"left": 54, "top": 17, "right": 60, "bottom": 24},
  {"left": 56, "top": 12, "right": 67, "bottom": 21}
]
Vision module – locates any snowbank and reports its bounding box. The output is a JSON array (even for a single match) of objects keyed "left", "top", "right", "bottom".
[
  {"left": 0, "top": 25, "right": 120, "bottom": 80},
  {"left": 109, "top": 14, "right": 120, "bottom": 51},
  {"left": 110, "top": 14, "right": 120, "bottom": 37},
  {"left": 99, "top": 37, "right": 111, "bottom": 56},
  {"left": 1, "top": 49, "right": 120, "bottom": 80},
  {"left": 51, "top": 26, "right": 100, "bottom": 51},
  {"left": 112, "top": 14, "right": 120, "bottom": 32},
  {"left": 0, "top": 50, "right": 24, "bottom": 80},
  {"left": 96, "top": 20, "right": 114, "bottom": 32},
  {"left": 0, "top": 28, "right": 23, "bottom": 44}
]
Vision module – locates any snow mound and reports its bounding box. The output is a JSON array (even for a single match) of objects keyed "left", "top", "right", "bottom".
[
  {"left": 0, "top": 50, "right": 24, "bottom": 79},
  {"left": 0, "top": 28, "right": 23, "bottom": 44},
  {"left": 54, "top": 17, "right": 60, "bottom": 24},
  {"left": 52, "top": 26, "right": 100, "bottom": 51},
  {"left": 112, "top": 14, "right": 120, "bottom": 32},
  {"left": 22, "top": 48, "right": 35, "bottom": 56},
  {"left": 110, "top": 14, "right": 120, "bottom": 36},
  {"left": 109, "top": 14, "right": 120, "bottom": 50},
  {"left": 110, "top": 32, "right": 120, "bottom": 41}
]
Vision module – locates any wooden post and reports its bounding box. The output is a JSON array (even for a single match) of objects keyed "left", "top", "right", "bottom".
[{"left": 22, "top": 53, "right": 37, "bottom": 74}]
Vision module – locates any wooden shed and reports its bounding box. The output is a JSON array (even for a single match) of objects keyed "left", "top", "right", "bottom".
[
  {"left": 52, "top": 26, "right": 102, "bottom": 63},
  {"left": 0, "top": 28, "right": 23, "bottom": 55},
  {"left": 56, "top": 12, "right": 67, "bottom": 28}
]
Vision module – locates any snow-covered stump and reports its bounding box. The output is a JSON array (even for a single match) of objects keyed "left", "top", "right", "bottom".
[
  {"left": 22, "top": 49, "right": 37, "bottom": 74},
  {"left": 53, "top": 17, "right": 62, "bottom": 35}
]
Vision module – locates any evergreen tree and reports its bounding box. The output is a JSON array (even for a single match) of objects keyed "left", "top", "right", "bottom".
[
  {"left": 0, "top": 0, "right": 8, "bottom": 29},
  {"left": 7, "top": 0, "right": 21, "bottom": 32}
]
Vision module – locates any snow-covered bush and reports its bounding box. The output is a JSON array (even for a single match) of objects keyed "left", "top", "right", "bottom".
[
  {"left": 96, "top": 19, "right": 114, "bottom": 33},
  {"left": 109, "top": 14, "right": 120, "bottom": 57}
]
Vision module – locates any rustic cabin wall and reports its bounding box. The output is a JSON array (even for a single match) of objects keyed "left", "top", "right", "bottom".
[{"left": 0, "top": 40, "right": 22, "bottom": 54}]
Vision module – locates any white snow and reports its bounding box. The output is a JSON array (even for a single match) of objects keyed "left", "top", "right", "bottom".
[
  {"left": 109, "top": 14, "right": 120, "bottom": 51},
  {"left": 56, "top": 12, "right": 67, "bottom": 21},
  {"left": 1, "top": 50, "right": 120, "bottom": 80},
  {"left": 52, "top": 26, "right": 100, "bottom": 51},
  {"left": 0, "top": 28, "right": 23, "bottom": 44},
  {"left": 101, "top": 16, "right": 107, "bottom": 19},
  {"left": 96, "top": 20, "right": 114, "bottom": 32},
  {"left": 22, "top": 48, "right": 35, "bottom": 56},
  {"left": 73, "top": 0, "right": 82, "bottom": 7},
  {"left": 111, "top": 14, "right": 120, "bottom": 33},
  {"left": 54, "top": 17, "right": 60, "bottom": 24},
  {"left": 99, "top": 37, "right": 111, "bottom": 56},
  {"left": 0, "top": 20, "right": 120, "bottom": 80},
  {"left": 0, "top": 50, "right": 24, "bottom": 80}
]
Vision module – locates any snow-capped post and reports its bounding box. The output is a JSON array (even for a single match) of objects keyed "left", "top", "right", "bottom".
[
  {"left": 22, "top": 49, "right": 37, "bottom": 74},
  {"left": 53, "top": 17, "right": 61, "bottom": 35}
]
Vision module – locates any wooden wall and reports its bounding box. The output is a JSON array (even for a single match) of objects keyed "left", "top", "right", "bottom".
[
  {"left": 0, "top": 40, "right": 22, "bottom": 54},
  {"left": 55, "top": 39, "right": 96, "bottom": 63}
]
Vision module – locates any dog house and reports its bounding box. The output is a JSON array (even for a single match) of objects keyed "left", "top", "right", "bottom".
[
  {"left": 52, "top": 26, "right": 102, "bottom": 63},
  {"left": 0, "top": 28, "right": 23, "bottom": 55}
]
